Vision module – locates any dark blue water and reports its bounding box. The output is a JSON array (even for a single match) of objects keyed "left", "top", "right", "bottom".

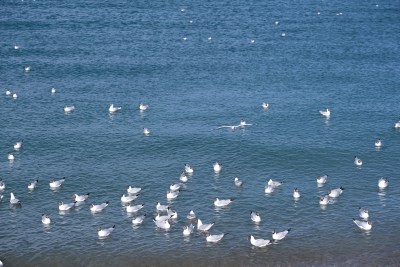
[{"left": 1, "top": 0, "right": 400, "bottom": 266}]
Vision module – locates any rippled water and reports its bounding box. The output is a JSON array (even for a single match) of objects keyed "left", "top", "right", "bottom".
[{"left": 1, "top": 0, "right": 400, "bottom": 266}]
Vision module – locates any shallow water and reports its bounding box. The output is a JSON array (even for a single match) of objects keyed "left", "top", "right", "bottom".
[{"left": 1, "top": 0, "right": 400, "bottom": 266}]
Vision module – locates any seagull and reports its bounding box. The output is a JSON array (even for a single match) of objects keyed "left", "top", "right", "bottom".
[
  {"left": 14, "top": 141, "right": 23, "bottom": 150},
  {"left": 0, "top": 194, "right": 3, "bottom": 201},
  {"left": 319, "top": 108, "right": 330, "bottom": 118},
  {"left": 353, "top": 219, "right": 372, "bottom": 231},
  {"left": 184, "top": 164, "right": 194, "bottom": 174},
  {"left": 267, "top": 179, "right": 283, "bottom": 188},
  {"left": 28, "top": 180, "right": 38, "bottom": 190},
  {"left": 197, "top": 219, "right": 214, "bottom": 231},
  {"left": 153, "top": 218, "right": 171, "bottom": 229},
  {"left": 395, "top": 121, "right": 400, "bottom": 128},
  {"left": 167, "top": 190, "right": 179, "bottom": 199},
  {"left": 248, "top": 235, "right": 273, "bottom": 247},
  {"left": 143, "top": 128, "right": 150, "bottom": 136},
  {"left": 12, "top": 93, "right": 18, "bottom": 99},
  {"left": 293, "top": 188, "right": 300, "bottom": 199},
  {"left": 251, "top": 211, "right": 261, "bottom": 223},
  {"left": 214, "top": 198, "right": 233, "bottom": 207},
  {"left": 155, "top": 213, "right": 172, "bottom": 222},
  {"left": 42, "top": 214, "right": 51, "bottom": 225},
  {"left": 10, "top": 192, "right": 21, "bottom": 205},
  {"left": 121, "top": 194, "right": 138, "bottom": 203},
  {"left": 24, "top": 66, "right": 31, "bottom": 72},
  {"left": 58, "top": 201, "right": 75, "bottom": 211},
  {"left": 183, "top": 224, "right": 195, "bottom": 236},
  {"left": 262, "top": 102, "right": 269, "bottom": 110},
  {"left": 180, "top": 172, "right": 188, "bottom": 182},
  {"left": 132, "top": 214, "right": 146, "bottom": 225},
  {"left": 272, "top": 229, "right": 291, "bottom": 240},
  {"left": 206, "top": 233, "right": 226, "bottom": 243},
  {"left": 64, "top": 105, "right": 75, "bottom": 113},
  {"left": 51, "top": 88, "right": 56, "bottom": 94},
  {"left": 234, "top": 177, "right": 243, "bottom": 187},
  {"left": 139, "top": 103, "right": 149, "bottom": 111},
  {"left": 275, "top": 21, "right": 279, "bottom": 25},
  {"left": 126, "top": 203, "right": 144, "bottom": 213},
  {"left": 213, "top": 162, "right": 222, "bottom": 173},
  {"left": 187, "top": 210, "right": 196, "bottom": 220},
  {"left": 170, "top": 183, "right": 181, "bottom": 192},
  {"left": 8, "top": 152, "right": 14, "bottom": 161},
  {"left": 156, "top": 202, "right": 169, "bottom": 212},
  {"left": 109, "top": 104, "right": 121, "bottom": 113},
  {"left": 0, "top": 180, "right": 5, "bottom": 190},
  {"left": 167, "top": 207, "right": 178, "bottom": 219},
  {"left": 90, "top": 202, "right": 109, "bottom": 213},
  {"left": 319, "top": 195, "right": 329, "bottom": 205},
  {"left": 359, "top": 208, "right": 369, "bottom": 219},
  {"left": 6, "top": 90, "right": 11, "bottom": 96},
  {"left": 73, "top": 193, "right": 90, "bottom": 202},
  {"left": 264, "top": 185, "right": 275, "bottom": 194},
  {"left": 49, "top": 178, "right": 65, "bottom": 188},
  {"left": 98, "top": 225, "right": 115, "bottom": 237},
  {"left": 375, "top": 139, "right": 382, "bottom": 148},
  {"left": 378, "top": 177, "right": 388, "bottom": 189},
  {"left": 328, "top": 186, "right": 344, "bottom": 198},
  {"left": 127, "top": 186, "right": 142, "bottom": 195},
  {"left": 354, "top": 156, "right": 362, "bottom": 166},
  {"left": 14, "top": 45, "right": 20, "bottom": 49},
  {"left": 317, "top": 175, "right": 328, "bottom": 184}
]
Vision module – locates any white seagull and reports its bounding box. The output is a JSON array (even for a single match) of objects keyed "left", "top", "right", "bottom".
[
  {"left": 167, "top": 190, "right": 179, "bottom": 199},
  {"left": 167, "top": 207, "right": 178, "bottom": 219},
  {"left": 319, "top": 108, "right": 330, "bottom": 118},
  {"left": 156, "top": 202, "right": 169, "bottom": 212},
  {"left": 206, "top": 233, "right": 226, "bottom": 243},
  {"left": 328, "top": 186, "right": 344, "bottom": 198},
  {"left": 262, "top": 102, "right": 269, "bottom": 110},
  {"left": 121, "top": 194, "right": 138, "bottom": 203},
  {"left": 6, "top": 90, "right": 12, "bottom": 96},
  {"left": 24, "top": 66, "right": 31, "bottom": 72},
  {"left": 394, "top": 121, "right": 400, "bottom": 128},
  {"left": 197, "top": 219, "right": 214, "bottom": 231},
  {"left": 180, "top": 172, "right": 188, "bottom": 182},
  {"left": 214, "top": 198, "right": 233, "bottom": 207},
  {"left": 353, "top": 219, "right": 372, "bottom": 231},
  {"left": 12, "top": 93, "right": 18, "bottom": 99},
  {"left": 319, "top": 195, "right": 329, "bottom": 205},
  {"left": 317, "top": 175, "right": 328, "bottom": 184},
  {"left": 73, "top": 193, "right": 90, "bottom": 202},
  {"left": 267, "top": 179, "right": 283, "bottom": 188},
  {"left": 143, "top": 128, "right": 150, "bottom": 136},
  {"left": 42, "top": 214, "right": 51, "bottom": 225},
  {"left": 378, "top": 177, "right": 388, "bottom": 189},
  {"left": 49, "top": 178, "right": 65, "bottom": 188},
  {"left": 375, "top": 139, "right": 382, "bottom": 148},
  {"left": 98, "top": 225, "right": 115, "bottom": 237},
  {"left": 10, "top": 192, "right": 21, "bottom": 205},
  {"left": 8, "top": 152, "right": 14, "bottom": 161},
  {"left": 132, "top": 214, "right": 146, "bottom": 225},
  {"left": 64, "top": 105, "right": 75, "bottom": 113},
  {"left": 183, "top": 224, "right": 194, "bottom": 236},
  {"left": 184, "top": 164, "right": 194, "bottom": 174},
  {"left": 127, "top": 186, "right": 142, "bottom": 195},
  {"left": 51, "top": 88, "right": 56, "bottom": 94},
  {"left": 359, "top": 208, "right": 369, "bottom": 219},
  {"left": 272, "top": 228, "right": 291, "bottom": 240},
  {"left": 248, "top": 235, "right": 273, "bottom": 247},
  {"left": 293, "top": 188, "right": 300, "bottom": 199},
  {"left": 264, "top": 185, "right": 275, "bottom": 194},
  {"left": 109, "top": 104, "right": 121, "bottom": 113},
  {"left": 90, "top": 202, "right": 109, "bottom": 213},
  {"left": 155, "top": 213, "right": 172, "bottom": 222},
  {"left": 153, "top": 218, "right": 171, "bottom": 229},
  {"left": 14, "top": 141, "right": 23, "bottom": 150},
  {"left": 354, "top": 156, "right": 362, "bottom": 166},
  {"left": 213, "top": 162, "right": 222, "bottom": 173},
  {"left": 139, "top": 103, "right": 149, "bottom": 111},
  {"left": 187, "top": 210, "right": 196, "bottom": 220},
  {"left": 170, "top": 183, "right": 181, "bottom": 192},
  {"left": 126, "top": 203, "right": 144, "bottom": 213},
  {"left": 251, "top": 211, "right": 261, "bottom": 223},
  {"left": 59, "top": 201, "right": 75, "bottom": 211},
  {"left": 28, "top": 180, "right": 38, "bottom": 190},
  {"left": 234, "top": 177, "right": 243, "bottom": 187}
]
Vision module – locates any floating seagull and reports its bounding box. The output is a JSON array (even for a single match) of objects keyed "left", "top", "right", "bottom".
[
  {"left": 0, "top": 180, "right": 5, "bottom": 191},
  {"left": 395, "top": 121, "right": 400, "bottom": 128},
  {"left": 214, "top": 198, "right": 233, "bottom": 207},
  {"left": 24, "top": 66, "right": 31, "bottom": 72},
  {"left": 73, "top": 193, "right": 90, "bottom": 202},
  {"left": 28, "top": 180, "right": 38, "bottom": 190},
  {"left": 14, "top": 45, "right": 20, "bottom": 49},
  {"left": 14, "top": 141, "right": 23, "bottom": 150},
  {"left": 170, "top": 183, "right": 181, "bottom": 192},
  {"left": 267, "top": 179, "right": 283, "bottom": 188},
  {"left": 378, "top": 177, "right": 388, "bottom": 189},
  {"left": 248, "top": 235, "right": 273, "bottom": 247},
  {"left": 132, "top": 214, "right": 146, "bottom": 225},
  {"left": 375, "top": 139, "right": 382, "bottom": 148},
  {"left": 59, "top": 201, "right": 75, "bottom": 211},
  {"left": 0, "top": 194, "right": 3, "bottom": 201},
  {"left": 180, "top": 172, "right": 188, "bottom": 182},
  {"left": 187, "top": 210, "right": 196, "bottom": 220},
  {"left": 153, "top": 218, "right": 171, "bottom": 229},
  {"left": 319, "top": 108, "right": 330, "bottom": 118},
  {"left": 8, "top": 152, "right": 14, "bottom": 161},
  {"left": 184, "top": 164, "right": 194, "bottom": 174},
  {"left": 250, "top": 39, "right": 255, "bottom": 43},
  {"left": 317, "top": 175, "right": 328, "bottom": 184},
  {"left": 197, "top": 219, "right": 214, "bottom": 231},
  {"left": 49, "top": 178, "right": 65, "bottom": 188},
  {"left": 251, "top": 211, "right": 261, "bottom": 223},
  {"left": 156, "top": 202, "right": 169, "bottom": 212},
  {"left": 155, "top": 213, "right": 172, "bottom": 222},
  {"left": 275, "top": 21, "right": 279, "bottom": 25},
  {"left": 12, "top": 93, "right": 18, "bottom": 99},
  {"left": 262, "top": 102, "right": 269, "bottom": 110},
  {"left": 42, "top": 214, "right": 51, "bottom": 225},
  {"left": 264, "top": 185, "right": 275, "bottom": 194},
  {"left": 6, "top": 90, "right": 11, "bottom": 96},
  {"left": 293, "top": 188, "right": 300, "bottom": 199},
  {"left": 109, "top": 104, "right": 121, "bottom": 113},
  {"left": 64, "top": 105, "right": 75, "bottom": 113},
  {"left": 328, "top": 186, "right": 344, "bottom": 198},
  {"left": 139, "top": 103, "right": 149, "bottom": 111},
  {"left": 206, "top": 233, "right": 226, "bottom": 243},
  {"left": 121, "top": 194, "right": 138, "bottom": 203},
  {"left": 272, "top": 229, "right": 291, "bottom": 240},
  {"left": 354, "top": 156, "right": 362, "bottom": 166},
  {"left": 359, "top": 208, "right": 369, "bottom": 219},
  {"left": 167, "top": 190, "right": 179, "bottom": 199},
  {"left": 127, "top": 203, "right": 144, "bottom": 213},
  {"left": 98, "top": 225, "right": 115, "bottom": 237},
  {"left": 167, "top": 207, "right": 178, "bottom": 219},
  {"left": 51, "top": 88, "right": 56, "bottom": 94},
  {"left": 143, "top": 128, "right": 150, "bottom": 136},
  {"left": 127, "top": 186, "right": 142, "bottom": 195},
  {"left": 10, "top": 192, "right": 21, "bottom": 205},
  {"left": 353, "top": 219, "right": 372, "bottom": 231},
  {"left": 319, "top": 195, "right": 329, "bottom": 205},
  {"left": 213, "top": 162, "right": 222, "bottom": 173},
  {"left": 183, "top": 224, "right": 194, "bottom": 236},
  {"left": 234, "top": 177, "right": 243, "bottom": 187},
  {"left": 90, "top": 202, "right": 109, "bottom": 213}
]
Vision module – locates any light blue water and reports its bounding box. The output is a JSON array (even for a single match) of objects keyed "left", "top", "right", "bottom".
[{"left": 1, "top": 0, "right": 400, "bottom": 266}]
